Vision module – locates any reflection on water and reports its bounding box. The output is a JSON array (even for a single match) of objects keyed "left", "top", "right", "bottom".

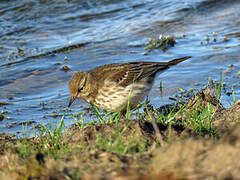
[{"left": 0, "top": 0, "right": 240, "bottom": 136}]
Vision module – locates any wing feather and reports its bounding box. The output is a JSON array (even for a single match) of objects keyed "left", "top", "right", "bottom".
[{"left": 89, "top": 56, "right": 191, "bottom": 87}]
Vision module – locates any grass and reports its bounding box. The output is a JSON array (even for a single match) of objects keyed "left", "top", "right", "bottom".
[
  {"left": 182, "top": 101, "right": 216, "bottom": 136},
  {"left": 14, "top": 115, "right": 68, "bottom": 159},
  {"left": 231, "top": 84, "right": 236, "bottom": 103},
  {"left": 94, "top": 126, "right": 146, "bottom": 154}
]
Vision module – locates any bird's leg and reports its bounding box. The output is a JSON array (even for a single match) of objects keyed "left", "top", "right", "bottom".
[
  {"left": 146, "top": 95, "right": 149, "bottom": 103},
  {"left": 120, "top": 109, "right": 126, "bottom": 118},
  {"left": 145, "top": 95, "right": 151, "bottom": 105}
]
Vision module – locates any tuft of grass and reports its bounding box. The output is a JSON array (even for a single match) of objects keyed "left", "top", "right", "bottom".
[
  {"left": 16, "top": 115, "right": 69, "bottom": 159},
  {"left": 183, "top": 102, "right": 216, "bottom": 136},
  {"left": 94, "top": 122, "right": 148, "bottom": 154},
  {"left": 72, "top": 111, "right": 85, "bottom": 129},
  {"left": 216, "top": 72, "right": 223, "bottom": 99},
  {"left": 35, "top": 115, "right": 69, "bottom": 158},
  {"left": 231, "top": 84, "right": 236, "bottom": 103},
  {"left": 144, "top": 34, "right": 176, "bottom": 53}
]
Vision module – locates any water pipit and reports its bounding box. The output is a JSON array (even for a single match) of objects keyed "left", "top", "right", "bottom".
[{"left": 68, "top": 56, "right": 191, "bottom": 113}]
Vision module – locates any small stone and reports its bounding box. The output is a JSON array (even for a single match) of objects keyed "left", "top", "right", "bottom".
[
  {"left": 0, "top": 114, "right": 4, "bottom": 121},
  {"left": 61, "top": 65, "right": 71, "bottom": 72}
]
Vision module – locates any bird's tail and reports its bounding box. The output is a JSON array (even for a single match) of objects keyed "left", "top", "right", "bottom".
[{"left": 167, "top": 56, "right": 191, "bottom": 67}]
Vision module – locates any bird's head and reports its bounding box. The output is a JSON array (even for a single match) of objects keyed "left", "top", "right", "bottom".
[{"left": 68, "top": 71, "right": 88, "bottom": 107}]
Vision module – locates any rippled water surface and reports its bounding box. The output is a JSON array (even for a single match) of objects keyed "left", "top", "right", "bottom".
[{"left": 0, "top": 0, "right": 240, "bottom": 136}]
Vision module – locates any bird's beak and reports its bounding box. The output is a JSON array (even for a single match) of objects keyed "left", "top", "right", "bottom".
[{"left": 68, "top": 96, "right": 77, "bottom": 108}]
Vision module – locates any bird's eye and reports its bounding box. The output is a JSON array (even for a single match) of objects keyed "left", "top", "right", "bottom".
[{"left": 78, "top": 87, "right": 84, "bottom": 93}]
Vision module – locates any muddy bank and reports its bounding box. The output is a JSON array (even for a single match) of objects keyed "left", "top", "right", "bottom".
[{"left": 0, "top": 90, "right": 240, "bottom": 180}]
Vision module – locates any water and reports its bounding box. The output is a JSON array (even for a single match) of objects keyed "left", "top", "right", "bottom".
[{"left": 0, "top": 0, "right": 240, "bottom": 136}]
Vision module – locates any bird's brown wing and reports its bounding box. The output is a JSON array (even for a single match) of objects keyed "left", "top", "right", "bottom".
[
  {"left": 90, "top": 56, "right": 191, "bottom": 87},
  {"left": 109, "top": 62, "right": 168, "bottom": 87},
  {"left": 113, "top": 56, "right": 191, "bottom": 87}
]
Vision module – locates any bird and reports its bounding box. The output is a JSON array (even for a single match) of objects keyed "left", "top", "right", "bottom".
[{"left": 68, "top": 56, "right": 191, "bottom": 113}]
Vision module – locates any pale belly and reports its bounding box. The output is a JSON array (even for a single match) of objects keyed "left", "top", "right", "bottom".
[{"left": 94, "top": 79, "right": 153, "bottom": 112}]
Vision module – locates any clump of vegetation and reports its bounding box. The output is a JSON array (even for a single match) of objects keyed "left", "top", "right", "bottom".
[
  {"left": 200, "top": 31, "right": 229, "bottom": 45},
  {"left": 144, "top": 34, "right": 187, "bottom": 54},
  {"left": 6, "top": 46, "right": 43, "bottom": 60}
]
